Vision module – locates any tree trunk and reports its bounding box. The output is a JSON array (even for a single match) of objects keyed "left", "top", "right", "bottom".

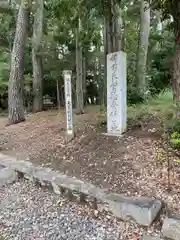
[
  {"left": 103, "top": 0, "right": 123, "bottom": 106},
  {"left": 171, "top": 2, "right": 180, "bottom": 103},
  {"left": 111, "top": 0, "right": 123, "bottom": 52},
  {"left": 154, "top": 11, "right": 162, "bottom": 51},
  {"left": 156, "top": 11, "right": 162, "bottom": 34},
  {"left": 82, "top": 55, "right": 86, "bottom": 106},
  {"left": 104, "top": 1, "right": 113, "bottom": 54},
  {"left": 97, "top": 55, "right": 102, "bottom": 105},
  {"left": 8, "top": 0, "right": 29, "bottom": 125},
  {"left": 103, "top": 4, "right": 112, "bottom": 106},
  {"left": 56, "top": 79, "right": 61, "bottom": 110},
  {"left": 75, "top": 18, "right": 84, "bottom": 114},
  {"left": 172, "top": 47, "right": 180, "bottom": 102},
  {"left": 103, "top": 16, "right": 108, "bottom": 106},
  {"left": 32, "top": 0, "right": 43, "bottom": 113},
  {"left": 32, "top": 51, "right": 43, "bottom": 112},
  {"left": 136, "top": 0, "right": 150, "bottom": 98}
]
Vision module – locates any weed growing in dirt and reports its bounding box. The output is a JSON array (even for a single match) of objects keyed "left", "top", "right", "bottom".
[{"left": 170, "top": 132, "right": 180, "bottom": 148}]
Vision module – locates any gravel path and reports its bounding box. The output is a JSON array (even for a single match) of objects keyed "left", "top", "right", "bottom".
[{"left": 0, "top": 181, "right": 123, "bottom": 240}]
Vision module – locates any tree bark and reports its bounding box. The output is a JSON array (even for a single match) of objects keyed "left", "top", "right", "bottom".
[
  {"left": 32, "top": 50, "right": 43, "bottom": 112},
  {"left": 136, "top": 0, "right": 150, "bottom": 98},
  {"left": 75, "top": 18, "right": 84, "bottom": 114},
  {"left": 103, "top": 16, "right": 108, "bottom": 107},
  {"left": 104, "top": 1, "right": 113, "bottom": 54},
  {"left": 103, "top": 0, "right": 123, "bottom": 106},
  {"left": 82, "top": 55, "right": 86, "bottom": 106},
  {"left": 103, "top": 3, "right": 112, "bottom": 106},
  {"left": 171, "top": 2, "right": 180, "bottom": 103},
  {"left": 172, "top": 47, "right": 180, "bottom": 102},
  {"left": 8, "top": 0, "right": 29, "bottom": 125},
  {"left": 32, "top": 0, "right": 43, "bottom": 113},
  {"left": 97, "top": 52, "right": 102, "bottom": 105},
  {"left": 111, "top": 0, "right": 123, "bottom": 52},
  {"left": 56, "top": 79, "right": 60, "bottom": 110}
]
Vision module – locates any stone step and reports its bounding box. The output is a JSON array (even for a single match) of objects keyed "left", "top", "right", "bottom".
[
  {"left": 1, "top": 153, "right": 180, "bottom": 239},
  {"left": 0, "top": 153, "right": 162, "bottom": 227}
]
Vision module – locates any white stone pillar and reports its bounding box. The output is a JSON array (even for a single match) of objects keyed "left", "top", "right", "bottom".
[
  {"left": 63, "top": 70, "right": 73, "bottom": 136},
  {"left": 107, "top": 51, "right": 127, "bottom": 135}
]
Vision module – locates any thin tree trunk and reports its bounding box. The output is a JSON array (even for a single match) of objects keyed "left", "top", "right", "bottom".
[
  {"left": 103, "top": 0, "right": 123, "bottom": 106},
  {"left": 32, "top": 0, "right": 43, "bottom": 112},
  {"left": 154, "top": 11, "right": 162, "bottom": 51},
  {"left": 8, "top": 0, "right": 29, "bottom": 125},
  {"left": 97, "top": 52, "right": 102, "bottom": 105},
  {"left": 136, "top": 0, "right": 150, "bottom": 98},
  {"left": 103, "top": 16, "right": 108, "bottom": 107},
  {"left": 82, "top": 55, "right": 86, "bottom": 106},
  {"left": 111, "top": 0, "right": 123, "bottom": 52},
  {"left": 56, "top": 79, "right": 60, "bottom": 110},
  {"left": 106, "top": 3, "right": 113, "bottom": 54},
  {"left": 171, "top": 2, "right": 180, "bottom": 103},
  {"left": 172, "top": 47, "right": 180, "bottom": 102},
  {"left": 32, "top": 51, "right": 43, "bottom": 112},
  {"left": 156, "top": 11, "right": 162, "bottom": 33},
  {"left": 75, "top": 18, "right": 84, "bottom": 114},
  {"left": 103, "top": 7, "right": 112, "bottom": 106}
]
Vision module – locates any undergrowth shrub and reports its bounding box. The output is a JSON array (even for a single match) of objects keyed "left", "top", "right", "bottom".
[
  {"left": 170, "top": 131, "right": 180, "bottom": 148},
  {"left": 166, "top": 117, "right": 180, "bottom": 148}
]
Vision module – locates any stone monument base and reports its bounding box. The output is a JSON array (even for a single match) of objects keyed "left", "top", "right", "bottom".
[{"left": 102, "top": 132, "right": 124, "bottom": 138}]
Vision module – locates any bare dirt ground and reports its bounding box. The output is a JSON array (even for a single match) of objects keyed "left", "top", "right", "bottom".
[{"left": 0, "top": 107, "right": 180, "bottom": 215}]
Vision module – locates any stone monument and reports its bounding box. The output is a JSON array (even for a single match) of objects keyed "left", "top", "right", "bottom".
[
  {"left": 107, "top": 51, "right": 127, "bottom": 136},
  {"left": 63, "top": 70, "right": 73, "bottom": 136}
]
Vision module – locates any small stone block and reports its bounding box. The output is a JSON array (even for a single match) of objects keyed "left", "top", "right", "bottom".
[
  {"left": 0, "top": 153, "right": 163, "bottom": 227},
  {"left": 105, "top": 193, "right": 162, "bottom": 226},
  {"left": 162, "top": 216, "right": 180, "bottom": 240},
  {"left": 0, "top": 167, "right": 17, "bottom": 186}
]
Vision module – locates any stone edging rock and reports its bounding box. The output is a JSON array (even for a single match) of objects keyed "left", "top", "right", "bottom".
[
  {"left": 161, "top": 216, "right": 180, "bottom": 240},
  {"left": 141, "top": 235, "right": 161, "bottom": 240},
  {"left": 0, "top": 153, "right": 162, "bottom": 227},
  {"left": 0, "top": 164, "right": 17, "bottom": 187}
]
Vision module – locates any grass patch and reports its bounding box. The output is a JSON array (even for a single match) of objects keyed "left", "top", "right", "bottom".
[
  {"left": 128, "top": 90, "right": 175, "bottom": 125},
  {"left": 98, "top": 89, "right": 175, "bottom": 130}
]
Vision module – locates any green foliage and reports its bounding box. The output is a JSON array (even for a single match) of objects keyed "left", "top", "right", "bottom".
[
  {"left": 0, "top": 49, "right": 10, "bottom": 94},
  {"left": 98, "top": 89, "right": 174, "bottom": 129},
  {"left": 0, "top": 12, "right": 15, "bottom": 49},
  {"left": 0, "top": 236, "right": 6, "bottom": 240},
  {"left": 128, "top": 90, "right": 174, "bottom": 126},
  {"left": 0, "top": 0, "right": 176, "bottom": 110},
  {"left": 148, "top": 25, "right": 174, "bottom": 95},
  {"left": 170, "top": 131, "right": 180, "bottom": 148}
]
